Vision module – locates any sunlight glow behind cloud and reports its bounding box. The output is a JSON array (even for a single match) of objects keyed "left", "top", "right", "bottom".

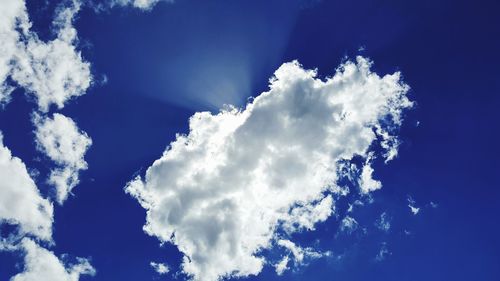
[{"left": 126, "top": 57, "right": 412, "bottom": 281}]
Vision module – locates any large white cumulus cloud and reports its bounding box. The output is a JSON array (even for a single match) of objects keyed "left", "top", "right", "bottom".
[{"left": 126, "top": 57, "right": 412, "bottom": 281}]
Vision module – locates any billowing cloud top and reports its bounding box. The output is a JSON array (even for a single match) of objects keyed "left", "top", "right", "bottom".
[{"left": 126, "top": 57, "right": 412, "bottom": 281}]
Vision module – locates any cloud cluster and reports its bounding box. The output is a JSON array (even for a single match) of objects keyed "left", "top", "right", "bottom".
[
  {"left": 0, "top": 133, "right": 95, "bottom": 281},
  {"left": 34, "top": 113, "right": 92, "bottom": 204},
  {"left": 126, "top": 57, "right": 412, "bottom": 281},
  {"left": 0, "top": 0, "right": 92, "bottom": 203},
  {"left": 0, "top": 0, "right": 94, "bottom": 280}
]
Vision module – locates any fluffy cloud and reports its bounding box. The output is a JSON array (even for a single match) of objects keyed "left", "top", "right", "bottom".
[
  {"left": 0, "top": 0, "right": 91, "bottom": 111},
  {"left": 0, "top": 1, "right": 94, "bottom": 280},
  {"left": 0, "top": 0, "right": 93, "bottom": 202},
  {"left": 34, "top": 113, "right": 92, "bottom": 204},
  {"left": 10, "top": 238, "right": 95, "bottom": 281},
  {"left": 0, "top": 132, "right": 53, "bottom": 241},
  {"left": 126, "top": 57, "right": 412, "bottom": 281},
  {"left": 150, "top": 261, "right": 170, "bottom": 275}
]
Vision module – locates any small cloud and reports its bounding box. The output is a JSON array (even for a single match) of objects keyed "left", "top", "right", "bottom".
[
  {"left": 340, "top": 216, "right": 358, "bottom": 234},
  {"left": 346, "top": 200, "right": 364, "bottom": 213},
  {"left": 430, "top": 201, "right": 438, "bottom": 208},
  {"left": 375, "top": 212, "right": 391, "bottom": 232},
  {"left": 375, "top": 242, "right": 391, "bottom": 262},
  {"left": 274, "top": 255, "right": 290, "bottom": 275},
  {"left": 274, "top": 239, "right": 331, "bottom": 275},
  {"left": 150, "top": 261, "right": 169, "bottom": 275},
  {"left": 407, "top": 196, "right": 420, "bottom": 215}
]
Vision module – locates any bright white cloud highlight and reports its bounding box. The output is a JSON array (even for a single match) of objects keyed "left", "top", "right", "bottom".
[
  {"left": 10, "top": 238, "right": 95, "bottom": 281},
  {"left": 126, "top": 57, "right": 412, "bottom": 281},
  {"left": 0, "top": 132, "right": 53, "bottom": 241},
  {"left": 34, "top": 113, "right": 92, "bottom": 204},
  {"left": 0, "top": 0, "right": 91, "bottom": 111}
]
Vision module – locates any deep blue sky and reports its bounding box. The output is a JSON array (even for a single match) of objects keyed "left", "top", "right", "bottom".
[{"left": 1, "top": 0, "right": 499, "bottom": 280}]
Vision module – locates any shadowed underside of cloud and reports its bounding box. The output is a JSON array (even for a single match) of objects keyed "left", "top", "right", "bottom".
[{"left": 126, "top": 56, "right": 413, "bottom": 281}]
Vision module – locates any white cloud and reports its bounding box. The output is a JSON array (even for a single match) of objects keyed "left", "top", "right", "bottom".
[
  {"left": 126, "top": 57, "right": 412, "bottom": 281},
  {"left": 0, "top": 1, "right": 94, "bottom": 280},
  {"left": 0, "top": 131, "right": 93, "bottom": 280},
  {"left": 340, "top": 216, "right": 358, "bottom": 234},
  {"left": 0, "top": 132, "right": 53, "bottom": 241},
  {"left": 274, "top": 239, "right": 329, "bottom": 275},
  {"left": 358, "top": 156, "right": 382, "bottom": 194},
  {"left": 407, "top": 196, "right": 420, "bottom": 215},
  {"left": 34, "top": 113, "right": 92, "bottom": 204},
  {"left": 150, "top": 261, "right": 170, "bottom": 275},
  {"left": 274, "top": 255, "right": 289, "bottom": 276},
  {"left": 10, "top": 238, "right": 95, "bottom": 281},
  {"left": 0, "top": 0, "right": 91, "bottom": 111}
]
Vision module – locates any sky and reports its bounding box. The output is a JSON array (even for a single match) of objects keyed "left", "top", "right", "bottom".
[{"left": 0, "top": 0, "right": 499, "bottom": 281}]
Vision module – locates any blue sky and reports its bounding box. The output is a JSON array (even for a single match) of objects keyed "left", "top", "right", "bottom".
[{"left": 0, "top": 0, "right": 499, "bottom": 280}]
